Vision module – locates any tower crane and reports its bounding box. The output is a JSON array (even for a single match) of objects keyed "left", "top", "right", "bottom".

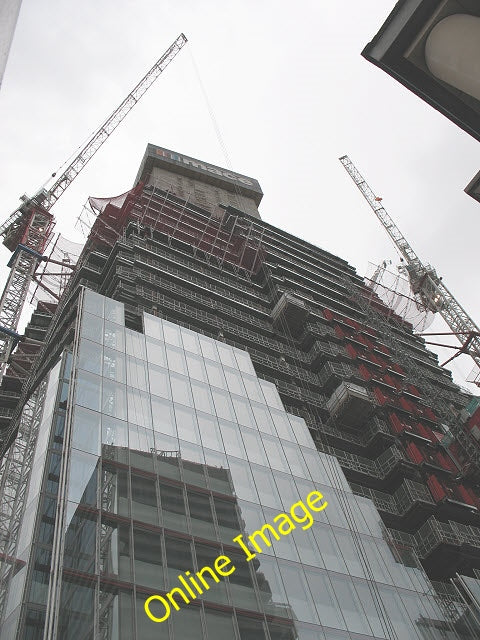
[
  {"left": 0, "top": 33, "right": 187, "bottom": 384},
  {"left": 339, "top": 155, "right": 480, "bottom": 386}
]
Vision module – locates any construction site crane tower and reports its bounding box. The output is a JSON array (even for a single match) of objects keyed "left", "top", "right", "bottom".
[
  {"left": 339, "top": 154, "right": 480, "bottom": 385},
  {"left": 0, "top": 33, "right": 187, "bottom": 384}
]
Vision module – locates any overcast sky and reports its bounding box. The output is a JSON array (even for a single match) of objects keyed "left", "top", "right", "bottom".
[{"left": 1, "top": 0, "right": 479, "bottom": 392}]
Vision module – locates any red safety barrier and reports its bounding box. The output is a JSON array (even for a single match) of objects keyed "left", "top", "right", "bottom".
[
  {"left": 406, "top": 442, "right": 424, "bottom": 464},
  {"left": 435, "top": 451, "right": 457, "bottom": 473},
  {"left": 427, "top": 475, "right": 447, "bottom": 502},
  {"left": 456, "top": 484, "right": 476, "bottom": 506},
  {"left": 346, "top": 344, "right": 358, "bottom": 359},
  {"left": 358, "top": 364, "right": 371, "bottom": 381},
  {"left": 374, "top": 387, "right": 389, "bottom": 406}
]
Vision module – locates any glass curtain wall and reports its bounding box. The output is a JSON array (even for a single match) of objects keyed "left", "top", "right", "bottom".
[{"left": 4, "top": 287, "right": 480, "bottom": 639}]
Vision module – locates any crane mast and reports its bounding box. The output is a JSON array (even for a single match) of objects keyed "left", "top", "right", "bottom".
[
  {"left": 339, "top": 155, "right": 480, "bottom": 382},
  {"left": 0, "top": 33, "right": 187, "bottom": 383}
]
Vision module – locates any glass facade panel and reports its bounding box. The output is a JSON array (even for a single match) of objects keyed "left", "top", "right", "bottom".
[{"left": 5, "top": 290, "right": 473, "bottom": 640}]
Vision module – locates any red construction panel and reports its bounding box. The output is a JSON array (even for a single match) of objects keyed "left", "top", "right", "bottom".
[
  {"left": 388, "top": 412, "right": 405, "bottom": 434},
  {"left": 427, "top": 475, "right": 447, "bottom": 502},
  {"left": 456, "top": 484, "right": 476, "bottom": 506},
  {"left": 334, "top": 325, "right": 346, "bottom": 339},
  {"left": 406, "top": 442, "right": 424, "bottom": 464},
  {"left": 399, "top": 397, "right": 415, "bottom": 413},
  {"left": 415, "top": 422, "right": 433, "bottom": 442},
  {"left": 358, "top": 364, "right": 371, "bottom": 381},
  {"left": 346, "top": 344, "right": 358, "bottom": 359},
  {"left": 435, "top": 451, "right": 457, "bottom": 473},
  {"left": 323, "top": 309, "right": 334, "bottom": 321},
  {"left": 374, "top": 387, "right": 389, "bottom": 406}
]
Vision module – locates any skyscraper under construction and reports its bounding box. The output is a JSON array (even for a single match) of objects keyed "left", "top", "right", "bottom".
[{"left": 1, "top": 144, "right": 480, "bottom": 639}]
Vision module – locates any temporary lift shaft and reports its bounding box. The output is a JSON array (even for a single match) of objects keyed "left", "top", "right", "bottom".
[
  {"left": 339, "top": 155, "right": 480, "bottom": 384},
  {"left": 0, "top": 33, "right": 187, "bottom": 384}
]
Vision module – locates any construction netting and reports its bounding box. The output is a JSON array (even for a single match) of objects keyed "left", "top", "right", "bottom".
[
  {"left": 31, "top": 234, "right": 84, "bottom": 304},
  {"left": 364, "top": 263, "right": 435, "bottom": 333}
]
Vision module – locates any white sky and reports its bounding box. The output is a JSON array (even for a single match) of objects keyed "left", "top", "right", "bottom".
[{"left": 0, "top": 0, "right": 479, "bottom": 393}]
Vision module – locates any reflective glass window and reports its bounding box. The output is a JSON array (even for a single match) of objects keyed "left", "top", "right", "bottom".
[
  {"left": 80, "top": 312, "right": 103, "bottom": 343},
  {"left": 128, "top": 425, "right": 154, "bottom": 467},
  {"left": 144, "top": 312, "right": 164, "bottom": 340},
  {"left": 313, "top": 525, "right": 347, "bottom": 573},
  {"left": 213, "top": 497, "right": 240, "bottom": 542},
  {"left": 191, "top": 379, "right": 215, "bottom": 414},
  {"left": 151, "top": 396, "right": 176, "bottom": 437},
  {"left": 180, "top": 327, "right": 201, "bottom": 354},
  {"left": 205, "top": 609, "right": 236, "bottom": 637},
  {"left": 211, "top": 388, "right": 236, "bottom": 421},
  {"left": 259, "top": 380, "right": 283, "bottom": 409},
  {"left": 131, "top": 474, "right": 158, "bottom": 525},
  {"left": 164, "top": 536, "right": 192, "bottom": 586},
  {"left": 103, "top": 347, "right": 126, "bottom": 382},
  {"left": 194, "top": 543, "right": 228, "bottom": 605},
  {"left": 146, "top": 336, "right": 167, "bottom": 367},
  {"left": 217, "top": 342, "right": 237, "bottom": 367},
  {"left": 270, "top": 408, "right": 295, "bottom": 441},
  {"left": 102, "top": 415, "right": 128, "bottom": 448},
  {"left": 162, "top": 320, "right": 182, "bottom": 346},
  {"left": 228, "top": 551, "right": 261, "bottom": 611},
  {"left": 278, "top": 560, "right": 319, "bottom": 624},
  {"left": 68, "top": 450, "right": 98, "bottom": 505},
  {"left": 160, "top": 484, "right": 186, "bottom": 532},
  {"left": 136, "top": 594, "right": 169, "bottom": 640},
  {"left": 148, "top": 363, "right": 171, "bottom": 399},
  {"left": 78, "top": 338, "right": 102, "bottom": 375},
  {"left": 251, "top": 402, "right": 276, "bottom": 435},
  {"left": 185, "top": 351, "right": 208, "bottom": 382},
  {"left": 261, "top": 434, "right": 289, "bottom": 472},
  {"left": 127, "top": 387, "right": 152, "bottom": 428},
  {"left": 242, "top": 429, "right": 268, "bottom": 466},
  {"left": 175, "top": 405, "right": 200, "bottom": 444},
  {"left": 104, "top": 297, "right": 124, "bottom": 324},
  {"left": 125, "top": 328, "right": 146, "bottom": 359},
  {"left": 205, "top": 360, "right": 227, "bottom": 389},
  {"left": 199, "top": 335, "right": 219, "bottom": 361},
  {"left": 288, "top": 414, "right": 314, "bottom": 448},
  {"left": 282, "top": 441, "right": 310, "bottom": 479},
  {"left": 126, "top": 356, "right": 148, "bottom": 391},
  {"left": 306, "top": 569, "right": 347, "bottom": 631},
  {"left": 171, "top": 606, "right": 201, "bottom": 640},
  {"left": 102, "top": 379, "right": 127, "bottom": 421},
  {"left": 72, "top": 406, "right": 100, "bottom": 455},
  {"left": 170, "top": 372, "right": 194, "bottom": 407},
  {"left": 104, "top": 320, "right": 125, "bottom": 352},
  {"left": 219, "top": 420, "right": 246, "bottom": 458},
  {"left": 198, "top": 413, "right": 223, "bottom": 451},
  {"left": 76, "top": 371, "right": 101, "bottom": 412},
  {"left": 166, "top": 344, "right": 188, "bottom": 375},
  {"left": 251, "top": 465, "right": 282, "bottom": 510},
  {"left": 187, "top": 490, "right": 216, "bottom": 539},
  {"left": 233, "top": 348, "right": 256, "bottom": 374},
  {"left": 84, "top": 289, "right": 104, "bottom": 316},
  {"left": 228, "top": 457, "right": 258, "bottom": 503},
  {"left": 242, "top": 374, "right": 264, "bottom": 403},
  {"left": 224, "top": 367, "right": 246, "bottom": 395},
  {"left": 231, "top": 394, "right": 256, "bottom": 428}
]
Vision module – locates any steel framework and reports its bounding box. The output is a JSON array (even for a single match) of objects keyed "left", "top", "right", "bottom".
[{"left": 339, "top": 155, "right": 480, "bottom": 386}]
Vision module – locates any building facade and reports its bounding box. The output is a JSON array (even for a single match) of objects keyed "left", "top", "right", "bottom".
[
  {"left": 1, "top": 145, "right": 480, "bottom": 638},
  {"left": 0, "top": 0, "right": 22, "bottom": 90}
]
